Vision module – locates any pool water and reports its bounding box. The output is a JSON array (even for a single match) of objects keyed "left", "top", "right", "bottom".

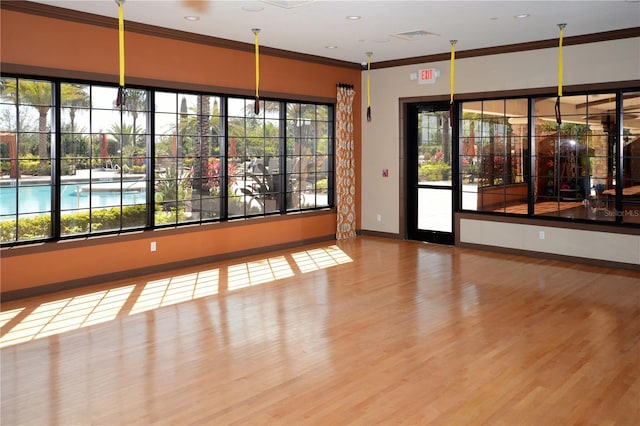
[{"left": 1, "top": 184, "right": 147, "bottom": 218}]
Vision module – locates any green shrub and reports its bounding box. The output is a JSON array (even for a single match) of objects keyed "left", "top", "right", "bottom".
[
  {"left": 418, "top": 163, "right": 451, "bottom": 181},
  {"left": 18, "top": 156, "right": 41, "bottom": 175},
  {"left": 316, "top": 178, "right": 328, "bottom": 191},
  {"left": 2, "top": 204, "right": 149, "bottom": 243},
  {"left": 132, "top": 165, "right": 146, "bottom": 174},
  {"left": 1, "top": 214, "right": 52, "bottom": 242}
]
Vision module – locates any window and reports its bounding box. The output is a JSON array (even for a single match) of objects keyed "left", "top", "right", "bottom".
[
  {"left": 0, "top": 77, "right": 54, "bottom": 242},
  {"left": 460, "top": 98, "right": 528, "bottom": 213},
  {"left": 0, "top": 75, "right": 334, "bottom": 245},
  {"left": 621, "top": 91, "right": 640, "bottom": 224},
  {"left": 459, "top": 89, "right": 640, "bottom": 225},
  {"left": 155, "top": 92, "right": 223, "bottom": 224},
  {"left": 286, "top": 103, "right": 332, "bottom": 211},
  {"left": 227, "top": 98, "right": 282, "bottom": 216},
  {"left": 532, "top": 94, "right": 613, "bottom": 221},
  {"left": 60, "top": 84, "right": 150, "bottom": 235}
]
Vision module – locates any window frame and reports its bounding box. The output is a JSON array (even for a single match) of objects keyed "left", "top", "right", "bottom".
[
  {"left": 457, "top": 88, "right": 640, "bottom": 227},
  {"left": 0, "top": 74, "right": 335, "bottom": 246}
]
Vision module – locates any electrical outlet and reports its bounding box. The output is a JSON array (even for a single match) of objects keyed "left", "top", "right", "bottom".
[
  {"left": 539, "top": 231, "right": 545, "bottom": 240},
  {"left": 377, "top": 214, "right": 382, "bottom": 222},
  {"left": 150, "top": 241, "right": 157, "bottom": 252}
]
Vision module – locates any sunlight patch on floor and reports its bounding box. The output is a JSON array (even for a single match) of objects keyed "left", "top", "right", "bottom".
[
  {"left": 228, "top": 256, "right": 294, "bottom": 290},
  {"left": 129, "top": 269, "right": 220, "bottom": 315},
  {"left": 0, "top": 285, "right": 135, "bottom": 348},
  {"left": 0, "top": 307, "right": 24, "bottom": 328},
  {"left": 291, "top": 245, "right": 353, "bottom": 273},
  {"left": 1, "top": 245, "right": 352, "bottom": 348}
]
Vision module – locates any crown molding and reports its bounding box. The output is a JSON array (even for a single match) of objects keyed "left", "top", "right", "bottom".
[
  {"left": 1, "top": 0, "right": 362, "bottom": 70},
  {"left": 3, "top": 1, "right": 639, "bottom": 71},
  {"left": 374, "top": 27, "right": 640, "bottom": 69}
]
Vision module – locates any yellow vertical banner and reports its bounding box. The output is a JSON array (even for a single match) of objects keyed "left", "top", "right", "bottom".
[
  {"left": 118, "top": 0, "right": 125, "bottom": 87},
  {"left": 116, "top": 0, "right": 126, "bottom": 107},
  {"left": 557, "top": 23, "right": 566, "bottom": 97},
  {"left": 449, "top": 40, "right": 457, "bottom": 105},
  {"left": 253, "top": 28, "right": 260, "bottom": 115},
  {"left": 366, "top": 52, "right": 372, "bottom": 122}
]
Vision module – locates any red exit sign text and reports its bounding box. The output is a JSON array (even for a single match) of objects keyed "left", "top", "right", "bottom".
[{"left": 418, "top": 68, "right": 439, "bottom": 84}]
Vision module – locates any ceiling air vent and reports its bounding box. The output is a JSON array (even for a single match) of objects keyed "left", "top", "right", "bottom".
[
  {"left": 391, "top": 30, "right": 439, "bottom": 41},
  {"left": 260, "top": 0, "right": 316, "bottom": 8}
]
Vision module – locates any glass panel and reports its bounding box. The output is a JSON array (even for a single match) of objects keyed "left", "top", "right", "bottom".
[
  {"left": 0, "top": 78, "right": 54, "bottom": 243},
  {"left": 59, "top": 83, "right": 149, "bottom": 236},
  {"left": 460, "top": 99, "right": 527, "bottom": 213},
  {"left": 418, "top": 110, "right": 452, "bottom": 186},
  {"left": 418, "top": 188, "right": 452, "bottom": 232},
  {"left": 621, "top": 91, "right": 640, "bottom": 224},
  {"left": 154, "top": 92, "right": 224, "bottom": 224},
  {"left": 285, "top": 102, "right": 332, "bottom": 212},
  {"left": 533, "top": 94, "right": 615, "bottom": 221}
]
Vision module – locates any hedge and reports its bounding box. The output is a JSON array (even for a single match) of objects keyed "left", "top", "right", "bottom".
[{"left": 1, "top": 204, "right": 185, "bottom": 243}]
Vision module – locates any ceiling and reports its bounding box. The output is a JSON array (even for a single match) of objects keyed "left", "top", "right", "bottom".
[{"left": 27, "top": 0, "right": 640, "bottom": 65}]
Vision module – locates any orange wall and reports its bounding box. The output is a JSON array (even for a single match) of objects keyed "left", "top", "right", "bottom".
[{"left": 0, "top": 9, "right": 361, "bottom": 295}]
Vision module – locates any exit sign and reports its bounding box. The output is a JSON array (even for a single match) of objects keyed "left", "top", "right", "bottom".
[{"left": 418, "top": 68, "right": 439, "bottom": 84}]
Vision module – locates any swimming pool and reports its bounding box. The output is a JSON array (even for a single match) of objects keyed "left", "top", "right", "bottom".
[{"left": 1, "top": 183, "right": 147, "bottom": 218}]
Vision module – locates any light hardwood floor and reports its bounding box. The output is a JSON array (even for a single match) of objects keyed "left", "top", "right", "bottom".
[{"left": 1, "top": 236, "right": 639, "bottom": 425}]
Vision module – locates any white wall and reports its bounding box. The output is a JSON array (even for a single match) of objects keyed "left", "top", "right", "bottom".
[
  {"left": 360, "top": 38, "right": 640, "bottom": 263},
  {"left": 460, "top": 219, "right": 640, "bottom": 265}
]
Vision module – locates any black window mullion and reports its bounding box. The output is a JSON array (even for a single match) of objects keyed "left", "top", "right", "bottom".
[
  {"left": 52, "top": 80, "right": 61, "bottom": 239},
  {"left": 118, "top": 91, "right": 124, "bottom": 229},
  {"left": 279, "top": 102, "right": 287, "bottom": 212},
  {"left": 221, "top": 96, "right": 229, "bottom": 220},
  {"left": 328, "top": 104, "right": 335, "bottom": 207},
  {"left": 615, "top": 90, "right": 624, "bottom": 223},
  {"left": 147, "top": 90, "right": 155, "bottom": 227},
  {"left": 527, "top": 98, "right": 535, "bottom": 216}
]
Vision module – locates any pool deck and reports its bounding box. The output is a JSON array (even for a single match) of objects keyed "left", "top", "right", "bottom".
[
  {"left": 75, "top": 181, "right": 146, "bottom": 193},
  {"left": 0, "top": 169, "right": 146, "bottom": 187}
]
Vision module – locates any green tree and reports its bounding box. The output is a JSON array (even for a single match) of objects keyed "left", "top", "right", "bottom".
[
  {"left": 193, "top": 95, "right": 212, "bottom": 191},
  {"left": 61, "top": 83, "right": 89, "bottom": 134},
  {"left": 1, "top": 78, "right": 52, "bottom": 164},
  {"left": 107, "top": 122, "right": 143, "bottom": 168},
  {"left": 115, "top": 88, "right": 147, "bottom": 147},
  {"left": 61, "top": 83, "right": 90, "bottom": 161}
]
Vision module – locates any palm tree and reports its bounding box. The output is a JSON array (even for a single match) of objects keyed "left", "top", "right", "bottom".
[
  {"left": 1, "top": 78, "right": 52, "bottom": 165},
  {"left": 114, "top": 88, "right": 147, "bottom": 146},
  {"left": 107, "top": 122, "right": 143, "bottom": 166},
  {"left": 193, "top": 95, "right": 211, "bottom": 191},
  {"left": 61, "top": 83, "right": 90, "bottom": 161},
  {"left": 177, "top": 96, "right": 188, "bottom": 158},
  {"left": 61, "top": 83, "right": 89, "bottom": 134}
]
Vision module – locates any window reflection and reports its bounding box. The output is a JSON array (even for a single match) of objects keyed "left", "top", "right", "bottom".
[
  {"left": 460, "top": 99, "right": 528, "bottom": 213},
  {"left": 459, "top": 91, "right": 640, "bottom": 223}
]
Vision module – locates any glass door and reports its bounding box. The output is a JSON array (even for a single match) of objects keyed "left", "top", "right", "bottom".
[{"left": 406, "top": 102, "right": 456, "bottom": 244}]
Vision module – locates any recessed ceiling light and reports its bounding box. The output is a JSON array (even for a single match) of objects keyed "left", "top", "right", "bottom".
[
  {"left": 346, "top": 15, "right": 361, "bottom": 20},
  {"left": 325, "top": 45, "right": 338, "bottom": 49},
  {"left": 184, "top": 15, "right": 200, "bottom": 21},
  {"left": 514, "top": 13, "right": 530, "bottom": 19}
]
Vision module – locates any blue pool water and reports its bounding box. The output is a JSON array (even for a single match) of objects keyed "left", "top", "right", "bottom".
[{"left": 1, "top": 184, "right": 147, "bottom": 218}]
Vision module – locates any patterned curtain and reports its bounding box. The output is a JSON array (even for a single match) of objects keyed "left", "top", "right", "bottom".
[{"left": 336, "top": 84, "right": 356, "bottom": 240}]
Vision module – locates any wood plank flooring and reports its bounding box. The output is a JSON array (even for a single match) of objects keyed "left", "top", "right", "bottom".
[{"left": 2, "top": 236, "right": 639, "bottom": 425}]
